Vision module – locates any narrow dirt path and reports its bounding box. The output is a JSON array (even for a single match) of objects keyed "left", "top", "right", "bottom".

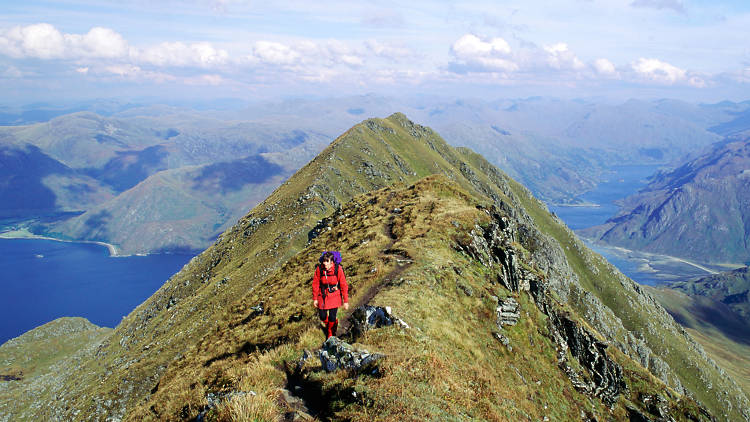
[{"left": 339, "top": 215, "right": 413, "bottom": 333}]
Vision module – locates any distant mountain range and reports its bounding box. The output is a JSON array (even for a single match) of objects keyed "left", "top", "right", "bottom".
[
  {"left": 1, "top": 96, "right": 748, "bottom": 254},
  {"left": 1, "top": 113, "right": 747, "bottom": 421},
  {"left": 0, "top": 110, "right": 332, "bottom": 253},
  {"left": 582, "top": 134, "right": 750, "bottom": 265}
]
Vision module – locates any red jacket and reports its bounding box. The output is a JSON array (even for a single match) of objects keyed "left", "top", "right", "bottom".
[{"left": 312, "top": 264, "right": 349, "bottom": 310}]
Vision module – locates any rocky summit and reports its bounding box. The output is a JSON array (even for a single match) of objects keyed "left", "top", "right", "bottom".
[{"left": 1, "top": 113, "right": 748, "bottom": 421}]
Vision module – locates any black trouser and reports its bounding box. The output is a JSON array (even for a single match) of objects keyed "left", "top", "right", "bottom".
[{"left": 318, "top": 308, "right": 338, "bottom": 322}]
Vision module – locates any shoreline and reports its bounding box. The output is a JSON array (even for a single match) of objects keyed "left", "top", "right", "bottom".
[
  {"left": 0, "top": 229, "right": 122, "bottom": 257},
  {"left": 550, "top": 202, "right": 601, "bottom": 208},
  {"left": 582, "top": 237, "right": 745, "bottom": 279}
]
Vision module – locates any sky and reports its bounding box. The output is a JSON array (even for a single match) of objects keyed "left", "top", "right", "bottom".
[{"left": 1, "top": 0, "right": 749, "bottom": 104}]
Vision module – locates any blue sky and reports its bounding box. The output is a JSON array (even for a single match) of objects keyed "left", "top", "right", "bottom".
[{"left": 1, "top": 0, "right": 749, "bottom": 103}]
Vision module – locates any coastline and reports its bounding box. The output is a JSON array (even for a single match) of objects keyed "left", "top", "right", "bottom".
[
  {"left": 582, "top": 237, "right": 745, "bottom": 281},
  {"left": 551, "top": 201, "right": 601, "bottom": 208},
  {"left": 0, "top": 228, "right": 122, "bottom": 257}
]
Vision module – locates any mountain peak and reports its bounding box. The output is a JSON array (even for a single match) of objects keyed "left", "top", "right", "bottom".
[{"left": 2, "top": 114, "right": 748, "bottom": 421}]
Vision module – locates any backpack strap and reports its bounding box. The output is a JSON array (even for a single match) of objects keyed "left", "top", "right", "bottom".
[
  {"left": 317, "top": 264, "right": 327, "bottom": 299},
  {"left": 335, "top": 262, "right": 344, "bottom": 302}
]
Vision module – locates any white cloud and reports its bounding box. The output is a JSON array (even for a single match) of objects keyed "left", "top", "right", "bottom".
[
  {"left": 0, "top": 23, "right": 229, "bottom": 70},
  {"left": 66, "top": 27, "right": 129, "bottom": 59},
  {"left": 631, "top": 57, "right": 686, "bottom": 84},
  {"left": 0, "top": 23, "right": 66, "bottom": 59},
  {"left": 453, "top": 34, "right": 511, "bottom": 58},
  {"left": 687, "top": 76, "right": 706, "bottom": 88},
  {"left": 105, "top": 64, "right": 142, "bottom": 77},
  {"left": 248, "top": 39, "right": 364, "bottom": 70},
  {"left": 0, "top": 24, "right": 132, "bottom": 61},
  {"left": 252, "top": 41, "right": 300, "bottom": 66},
  {"left": 365, "top": 40, "right": 413, "bottom": 61},
  {"left": 137, "top": 42, "right": 229, "bottom": 67},
  {"left": 543, "top": 43, "right": 584, "bottom": 70},
  {"left": 340, "top": 54, "right": 364, "bottom": 67},
  {"left": 593, "top": 58, "right": 617, "bottom": 76},
  {"left": 75, "top": 67, "right": 89, "bottom": 75},
  {"left": 102, "top": 64, "right": 176, "bottom": 83},
  {"left": 630, "top": 0, "right": 685, "bottom": 13},
  {"left": 449, "top": 34, "right": 518, "bottom": 73},
  {"left": 185, "top": 74, "right": 224, "bottom": 86}
]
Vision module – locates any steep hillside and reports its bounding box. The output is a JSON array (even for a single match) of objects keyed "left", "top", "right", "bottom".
[
  {"left": 0, "top": 143, "right": 113, "bottom": 219},
  {"left": 0, "top": 318, "right": 111, "bottom": 418},
  {"left": 130, "top": 176, "right": 714, "bottom": 421},
  {"left": 582, "top": 135, "right": 750, "bottom": 265},
  {"left": 644, "top": 267, "right": 750, "bottom": 396},
  {"left": 44, "top": 152, "right": 297, "bottom": 255},
  {"left": 1, "top": 114, "right": 747, "bottom": 421},
  {"left": 0, "top": 110, "right": 331, "bottom": 253}
]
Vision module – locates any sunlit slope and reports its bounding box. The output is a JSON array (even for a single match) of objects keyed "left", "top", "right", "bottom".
[
  {"left": 3, "top": 113, "right": 746, "bottom": 421},
  {"left": 130, "top": 175, "right": 717, "bottom": 421}
]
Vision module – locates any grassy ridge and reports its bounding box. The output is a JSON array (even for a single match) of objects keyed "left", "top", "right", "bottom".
[
  {"left": 129, "top": 176, "right": 708, "bottom": 421},
  {"left": 2, "top": 113, "right": 747, "bottom": 421},
  {"left": 0, "top": 318, "right": 111, "bottom": 420}
]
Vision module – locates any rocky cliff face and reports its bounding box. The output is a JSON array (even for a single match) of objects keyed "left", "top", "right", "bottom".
[
  {"left": 2, "top": 114, "right": 748, "bottom": 421},
  {"left": 582, "top": 135, "right": 750, "bottom": 265}
]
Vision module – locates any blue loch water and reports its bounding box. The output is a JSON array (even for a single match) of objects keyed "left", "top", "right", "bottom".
[
  {"left": 546, "top": 164, "right": 711, "bottom": 286},
  {"left": 0, "top": 238, "right": 192, "bottom": 345},
  {"left": 548, "top": 164, "right": 660, "bottom": 231}
]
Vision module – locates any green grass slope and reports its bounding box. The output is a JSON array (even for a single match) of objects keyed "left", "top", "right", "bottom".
[
  {"left": 0, "top": 317, "right": 111, "bottom": 420},
  {"left": 130, "top": 176, "right": 711, "bottom": 421},
  {"left": 3, "top": 113, "right": 747, "bottom": 421},
  {"left": 44, "top": 153, "right": 297, "bottom": 255},
  {"left": 644, "top": 266, "right": 750, "bottom": 397}
]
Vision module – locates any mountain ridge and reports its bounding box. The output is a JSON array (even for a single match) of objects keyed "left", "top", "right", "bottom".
[{"left": 1, "top": 113, "right": 747, "bottom": 421}]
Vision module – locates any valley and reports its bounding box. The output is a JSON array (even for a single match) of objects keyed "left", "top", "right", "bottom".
[
  {"left": 2, "top": 96, "right": 745, "bottom": 257},
  {"left": 1, "top": 113, "right": 747, "bottom": 421},
  {"left": 3, "top": 1, "right": 749, "bottom": 420}
]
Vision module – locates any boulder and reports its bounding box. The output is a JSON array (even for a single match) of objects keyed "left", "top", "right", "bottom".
[
  {"left": 348, "top": 306, "right": 408, "bottom": 340},
  {"left": 318, "top": 337, "right": 383, "bottom": 373},
  {"left": 496, "top": 297, "right": 520, "bottom": 327}
]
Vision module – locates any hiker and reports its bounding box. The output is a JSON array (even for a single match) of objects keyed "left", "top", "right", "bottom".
[{"left": 312, "top": 251, "right": 349, "bottom": 339}]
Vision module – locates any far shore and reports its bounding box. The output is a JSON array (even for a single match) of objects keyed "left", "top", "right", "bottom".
[
  {"left": 581, "top": 237, "right": 746, "bottom": 280},
  {"left": 550, "top": 201, "right": 601, "bottom": 208},
  {"left": 0, "top": 228, "right": 122, "bottom": 257}
]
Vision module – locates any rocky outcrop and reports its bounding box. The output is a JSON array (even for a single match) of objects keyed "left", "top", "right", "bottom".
[
  {"left": 496, "top": 297, "right": 520, "bottom": 327},
  {"left": 454, "top": 208, "right": 527, "bottom": 293},
  {"left": 318, "top": 337, "right": 383, "bottom": 373},
  {"left": 547, "top": 309, "right": 625, "bottom": 407},
  {"left": 453, "top": 203, "right": 750, "bottom": 419},
  {"left": 456, "top": 208, "right": 624, "bottom": 405},
  {"left": 348, "top": 306, "right": 408, "bottom": 340}
]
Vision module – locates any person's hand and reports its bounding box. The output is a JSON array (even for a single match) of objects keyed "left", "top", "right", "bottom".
[
  {"left": 344, "top": 302, "right": 349, "bottom": 310},
  {"left": 313, "top": 300, "right": 318, "bottom": 307}
]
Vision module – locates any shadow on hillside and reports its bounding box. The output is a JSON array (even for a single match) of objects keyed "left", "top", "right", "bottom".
[
  {"left": 668, "top": 299, "right": 750, "bottom": 346},
  {"left": 192, "top": 155, "right": 283, "bottom": 194},
  {"left": 203, "top": 337, "right": 287, "bottom": 368}
]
